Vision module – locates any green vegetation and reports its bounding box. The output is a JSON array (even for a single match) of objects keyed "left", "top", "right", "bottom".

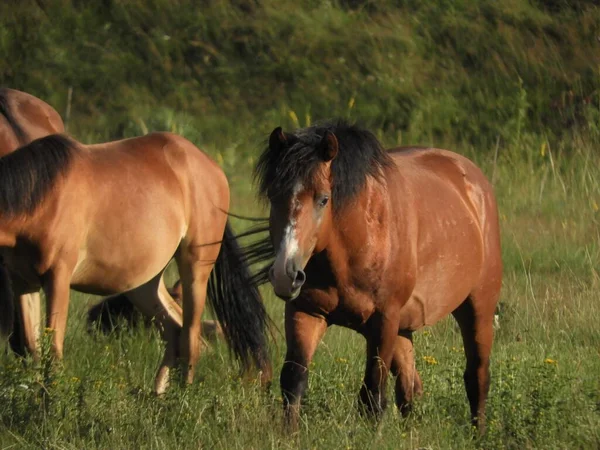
[
  {"left": 1, "top": 1, "right": 599, "bottom": 449},
  {"left": 1, "top": 0, "right": 598, "bottom": 149}
]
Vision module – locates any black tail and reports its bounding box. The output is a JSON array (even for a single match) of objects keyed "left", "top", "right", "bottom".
[
  {"left": 0, "top": 88, "right": 27, "bottom": 145},
  {"left": 207, "top": 220, "right": 273, "bottom": 373},
  {"left": 232, "top": 216, "right": 275, "bottom": 286}
]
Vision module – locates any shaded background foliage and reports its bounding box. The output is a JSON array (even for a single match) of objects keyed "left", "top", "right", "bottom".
[{"left": 1, "top": 0, "right": 598, "bottom": 150}]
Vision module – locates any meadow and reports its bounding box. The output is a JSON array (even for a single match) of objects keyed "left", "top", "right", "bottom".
[{"left": 1, "top": 0, "right": 599, "bottom": 448}]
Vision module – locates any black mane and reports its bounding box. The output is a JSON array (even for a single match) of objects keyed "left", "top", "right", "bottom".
[
  {"left": 0, "top": 134, "right": 76, "bottom": 216},
  {"left": 255, "top": 120, "right": 394, "bottom": 211},
  {"left": 0, "top": 88, "right": 27, "bottom": 144}
]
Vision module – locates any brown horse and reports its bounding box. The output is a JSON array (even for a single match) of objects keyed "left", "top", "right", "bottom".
[
  {"left": 0, "top": 88, "right": 65, "bottom": 356},
  {"left": 0, "top": 132, "right": 271, "bottom": 393},
  {"left": 255, "top": 121, "right": 502, "bottom": 432}
]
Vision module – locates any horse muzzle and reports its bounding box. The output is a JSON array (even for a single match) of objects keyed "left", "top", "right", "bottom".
[{"left": 268, "top": 260, "right": 306, "bottom": 300}]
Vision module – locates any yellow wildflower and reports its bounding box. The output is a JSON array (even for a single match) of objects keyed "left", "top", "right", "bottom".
[
  {"left": 423, "top": 355, "right": 438, "bottom": 365},
  {"left": 348, "top": 97, "right": 355, "bottom": 110}
]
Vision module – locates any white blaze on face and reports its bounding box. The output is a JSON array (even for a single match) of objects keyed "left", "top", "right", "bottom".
[{"left": 271, "top": 183, "right": 303, "bottom": 292}]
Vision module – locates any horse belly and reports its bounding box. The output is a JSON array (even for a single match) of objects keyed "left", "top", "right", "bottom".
[
  {"left": 70, "top": 258, "right": 151, "bottom": 295},
  {"left": 399, "top": 221, "right": 484, "bottom": 329},
  {"left": 71, "top": 214, "right": 185, "bottom": 295},
  {"left": 403, "top": 244, "right": 483, "bottom": 328}
]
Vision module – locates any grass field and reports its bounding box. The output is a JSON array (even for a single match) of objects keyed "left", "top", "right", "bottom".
[{"left": 0, "top": 130, "right": 598, "bottom": 449}]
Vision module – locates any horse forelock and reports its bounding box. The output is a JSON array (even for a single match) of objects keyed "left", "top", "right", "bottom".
[
  {"left": 255, "top": 119, "right": 394, "bottom": 212},
  {"left": 0, "top": 134, "right": 76, "bottom": 217}
]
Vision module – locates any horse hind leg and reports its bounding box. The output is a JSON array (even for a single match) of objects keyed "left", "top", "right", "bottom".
[
  {"left": 452, "top": 293, "right": 497, "bottom": 433},
  {"left": 125, "top": 274, "right": 183, "bottom": 395},
  {"left": 391, "top": 331, "right": 423, "bottom": 416}
]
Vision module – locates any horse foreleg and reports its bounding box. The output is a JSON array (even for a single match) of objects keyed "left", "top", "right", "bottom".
[
  {"left": 19, "top": 293, "right": 41, "bottom": 357},
  {"left": 8, "top": 293, "right": 40, "bottom": 358},
  {"left": 43, "top": 268, "right": 72, "bottom": 359},
  {"left": 359, "top": 314, "right": 398, "bottom": 418},
  {"left": 391, "top": 331, "right": 423, "bottom": 416},
  {"left": 281, "top": 302, "right": 327, "bottom": 433},
  {"left": 175, "top": 260, "right": 211, "bottom": 386}
]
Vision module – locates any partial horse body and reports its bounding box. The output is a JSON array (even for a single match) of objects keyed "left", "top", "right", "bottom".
[
  {"left": 87, "top": 279, "right": 224, "bottom": 350},
  {"left": 256, "top": 121, "right": 502, "bottom": 432},
  {"left": 0, "top": 88, "right": 65, "bottom": 357},
  {"left": 0, "top": 132, "right": 271, "bottom": 392}
]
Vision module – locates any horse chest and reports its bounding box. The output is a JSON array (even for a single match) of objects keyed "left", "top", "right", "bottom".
[{"left": 329, "top": 292, "right": 377, "bottom": 330}]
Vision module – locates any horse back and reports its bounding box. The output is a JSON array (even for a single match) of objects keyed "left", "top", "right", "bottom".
[
  {"left": 387, "top": 147, "right": 501, "bottom": 327},
  {"left": 390, "top": 146, "right": 498, "bottom": 238},
  {"left": 80, "top": 132, "right": 229, "bottom": 227}
]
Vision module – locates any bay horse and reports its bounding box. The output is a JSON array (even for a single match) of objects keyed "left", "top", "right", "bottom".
[
  {"left": 0, "top": 131, "right": 271, "bottom": 393},
  {"left": 0, "top": 88, "right": 65, "bottom": 357},
  {"left": 255, "top": 121, "right": 502, "bottom": 432}
]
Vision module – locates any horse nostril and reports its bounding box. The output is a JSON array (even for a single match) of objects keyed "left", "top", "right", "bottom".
[{"left": 292, "top": 270, "right": 306, "bottom": 289}]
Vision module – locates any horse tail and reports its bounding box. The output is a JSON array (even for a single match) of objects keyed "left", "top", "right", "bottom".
[
  {"left": 206, "top": 220, "right": 272, "bottom": 373},
  {"left": 0, "top": 262, "right": 14, "bottom": 338},
  {"left": 234, "top": 222, "right": 275, "bottom": 287},
  {"left": 0, "top": 88, "right": 27, "bottom": 145}
]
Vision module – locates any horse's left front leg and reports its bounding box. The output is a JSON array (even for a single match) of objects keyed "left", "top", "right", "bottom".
[
  {"left": 43, "top": 266, "right": 72, "bottom": 359},
  {"left": 359, "top": 314, "right": 399, "bottom": 418}
]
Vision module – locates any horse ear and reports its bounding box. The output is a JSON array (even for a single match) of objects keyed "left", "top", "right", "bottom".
[
  {"left": 269, "top": 127, "right": 288, "bottom": 151},
  {"left": 320, "top": 131, "right": 339, "bottom": 162}
]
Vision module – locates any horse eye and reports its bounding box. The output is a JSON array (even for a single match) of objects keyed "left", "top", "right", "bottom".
[{"left": 317, "top": 195, "right": 329, "bottom": 208}]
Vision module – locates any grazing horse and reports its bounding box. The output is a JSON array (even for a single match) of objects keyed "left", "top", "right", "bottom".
[
  {"left": 0, "top": 88, "right": 65, "bottom": 356},
  {"left": 0, "top": 132, "right": 271, "bottom": 393},
  {"left": 255, "top": 121, "right": 502, "bottom": 432}
]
